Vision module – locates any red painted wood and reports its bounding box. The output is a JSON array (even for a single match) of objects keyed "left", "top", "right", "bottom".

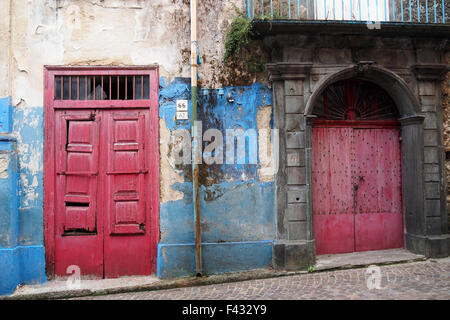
[
  {"left": 312, "top": 125, "right": 403, "bottom": 255},
  {"left": 54, "top": 110, "right": 103, "bottom": 277},
  {"left": 44, "top": 68, "right": 56, "bottom": 276},
  {"left": 313, "top": 120, "right": 400, "bottom": 128},
  {"left": 354, "top": 128, "right": 403, "bottom": 251},
  {"left": 103, "top": 110, "right": 152, "bottom": 277},
  {"left": 313, "top": 127, "right": 355, "bottom": 254},
  {"left": 44, "top": 66, "right": 159, "bottom": 279}
]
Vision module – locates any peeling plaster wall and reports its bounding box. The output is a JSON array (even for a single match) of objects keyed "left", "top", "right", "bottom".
[
  {"left": 9, "top": 0, "right": 246, "bottom": 109},
  {"left": 0, "top": 0, "right": 276, "bottom": 288},
  {"left": 157, "top": 79, "right": 275, "bottom": 278},
  {"left": 0, "top": 1, "right": 11, "bottom": 98}
]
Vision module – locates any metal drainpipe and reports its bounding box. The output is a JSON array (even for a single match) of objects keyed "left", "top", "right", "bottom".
[{"left": 191, "top": 0, "right": 202, "bottom": 277}]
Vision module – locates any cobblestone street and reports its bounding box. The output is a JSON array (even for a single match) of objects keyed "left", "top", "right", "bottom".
[{"left": 74, "top": 259, "right": 450, "bottom": 300}]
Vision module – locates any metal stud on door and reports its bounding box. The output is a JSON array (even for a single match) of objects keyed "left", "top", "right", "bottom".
[
  {"left": 313, "top": 124, "right": 403, "bottom": 255},
  {"left": 313, "top": 127, "right": 355, "bottom": 254},
  {"left": 354, "top": 128, "right": 403, "bottom": 251},
  {"left": 312, "top": 79, "right": 403, "bottom": 255}
]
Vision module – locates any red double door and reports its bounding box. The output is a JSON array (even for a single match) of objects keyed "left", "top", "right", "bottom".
[
  {"left": 312, "top": 123, "right": 403, "bottom": 255},
  {"left": 53, "top": 109, "right": 154, "bottom": 277}
]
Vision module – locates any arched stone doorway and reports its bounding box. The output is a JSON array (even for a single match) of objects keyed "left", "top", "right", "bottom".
[
  {"left": 268, "top": 62, "right": 448, "bottom": 271},
  {"left": 304, "top": 65, "right": 426, "bottom": 258},
  {"left": 311, "top": 79, "right": 403, "bottom": 254}
]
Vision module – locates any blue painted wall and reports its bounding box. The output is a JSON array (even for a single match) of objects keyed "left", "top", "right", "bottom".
[
  {"left": 157, "top": 78, "right": 275, "bottom": 278},
  {"left": 0, "top": 100, "right": 46, "bottom": 295},
  {"left": 0, "top": 77, "right": 275, "bottom": 292}
]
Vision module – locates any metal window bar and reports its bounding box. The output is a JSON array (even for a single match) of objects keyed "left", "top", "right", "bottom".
[
  {"left": 409, "top": 0, "right": 412, "bottom": 22},
  {"left": 359, "top": 0, "right": 362, "bottom": 19},
  {"left": 393, "top": 0, "right": 396, "bottom": 20},
  {"left": 54, "top": 75, "right": 150, "bottom": 101},
  {"left": 306, "top": 0, "right": 309, "bottom": 20},
  {"left": 443, "top": 0, "right": 446, "bottom": 23},
  {"left": 376, "top": 0, "right": 379, "bottom": 20},
  {"left": 333, "top": 0, "right": 335, "bottom": 20},
  {"left": 248, "top": 0, "right": 447, "bottom": 23},
  {"left": 434, "top": 0, "right": 437, "bottom": 22},
  {"left": 418, "top": 0, "right": 421, "bottom": 22}
]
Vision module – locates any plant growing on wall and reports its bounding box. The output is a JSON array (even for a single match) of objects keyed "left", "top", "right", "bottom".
[
  {"left": 223, "top": 8, "right": 254, "bottom": 64},
  {"left": 222, "top": 6, "right": 270, "bottom": 81}
]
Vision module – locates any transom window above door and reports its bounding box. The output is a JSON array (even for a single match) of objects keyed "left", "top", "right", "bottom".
[
  {"left": 54, "top": 74, "right": 150, "bottom": 101},
  {"left": 313, "top": 79, "right": 399, "bottom": 121},
  {"left": 45, "top": 66, "right": 158, "bottom": 109}
]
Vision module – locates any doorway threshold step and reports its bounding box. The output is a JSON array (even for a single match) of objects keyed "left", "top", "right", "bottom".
[{"left": 315, "top": 248, "right": 426, "bottom": 271}]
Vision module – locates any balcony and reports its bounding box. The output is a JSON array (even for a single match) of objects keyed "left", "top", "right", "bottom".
[
  {"left": 247, "top": 0, "right": 449, "bottom": 37},
  {"left": 246, "top": 0, "right": 448, "bottom": 23}
]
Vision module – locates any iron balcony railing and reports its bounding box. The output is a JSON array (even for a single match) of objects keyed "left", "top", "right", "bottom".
[{"left": 246, "top": 0, "right": 448, "bottom": 23}]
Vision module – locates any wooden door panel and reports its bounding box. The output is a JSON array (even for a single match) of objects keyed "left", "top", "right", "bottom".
[
  {"left": 376, "top": 129, "right": 402, "bottom": 214},
  {"left": 313, "top": 127, "right": 354, "bottom": 254},
  {"left": 107, "top": 112, "right": 146, "bottom": 235},
  {"left": 354, "top": 128, "right": 403, "bottom": 251},
  {"left": 314, "top": 214, "right": 355, "bottom": 254},
  {"left": 355, "top": 212, "right": 403, "bottom": 251},
  {"left": 354, "top": 129, "right": 378, "bottom": 214},
  {"left": 329, "top": 127, "right": 353, "bottom": 214},
  {"left": 54, "top": 111, "right": 103, "bottom": 278},
  {"left": 313, "top": 125, "right": 403, "bottom": 255},
  {"left": 103, "top": 110, "right": 151, "bottom": 277}
]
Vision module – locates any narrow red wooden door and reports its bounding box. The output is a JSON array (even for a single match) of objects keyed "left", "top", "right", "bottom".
[
  {"left": 54, "top": 110, "right": 103, "bottom": 277},
  {"left": 353, "top": 128, "right": 403, "bottom": 251},
  {"left": 312, "top": 125, "right": 403, "bottom": 255},
  {"left": 103, "top": 110, "right": 152, "bottom": 277},
  {"left": 312, "top": 127, "right": 355, "bottom": 254}
]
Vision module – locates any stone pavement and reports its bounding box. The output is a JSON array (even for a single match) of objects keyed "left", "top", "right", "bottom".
[{"left": 74, "top": 258, "right": 450, "bottom": 300}]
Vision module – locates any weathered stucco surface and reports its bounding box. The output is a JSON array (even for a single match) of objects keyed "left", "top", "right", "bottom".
[
  {"left": 6, "top": 0, "right": 248, "bottom": 107},
  {"left": 159, "top": 118, "right": 185, "bottom": 203},
  {"left": 257, "top": 104, "right": 275, "bottom": 182},
  {"left": 0, "top": 1, "right": 11, "bottom": 98},
  {"left": 0, "top": 154, "right": 9, "bottom": 179},
  {"left": 3, "top": 0, "right": 269, "bottom": 208}
]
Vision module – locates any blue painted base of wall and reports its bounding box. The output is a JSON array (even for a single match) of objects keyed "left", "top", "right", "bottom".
[
  {"left": 157, "top": 241, "right": 273, "bottom": 279},
  {"left": 0, "top": 245, "right": 46, "bottom": 295}
]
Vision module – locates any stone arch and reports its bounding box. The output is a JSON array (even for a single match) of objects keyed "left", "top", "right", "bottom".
[
  {"left": 304, "top": 64, "right": 426, "bottom": 256},
  {"left": 305, "top": 64, "right": 421, "bottom": 118}
]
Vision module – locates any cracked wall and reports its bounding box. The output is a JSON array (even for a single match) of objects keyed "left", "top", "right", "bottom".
[
  {"left": 157, "top": 78, "right": 275, "bottom": 278},
  {"left": 0, "top": 0, "right": 277, "bottom": 283}
]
